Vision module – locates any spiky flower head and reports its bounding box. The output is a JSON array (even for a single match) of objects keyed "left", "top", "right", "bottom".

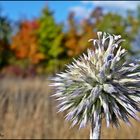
[{"left": 51, "top": 32, "right": 140, "bottom": 129}]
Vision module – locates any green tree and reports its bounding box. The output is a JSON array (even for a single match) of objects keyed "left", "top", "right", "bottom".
[
  {"left": 136, "top": 5, "right": 140, "bottom": 21},
  {"left": 0, "top": 9, "right": 12, "bottom": 68},
  {"left": 95, "top": 11, "right": 139, "bottom": 55},
  {"left": 37, "top": 6, "right": 66, "bottom": 74}
]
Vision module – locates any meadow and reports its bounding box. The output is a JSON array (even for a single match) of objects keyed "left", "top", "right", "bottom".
[{"left": 0, "top": 77, "right": 139, "bottom": 139}]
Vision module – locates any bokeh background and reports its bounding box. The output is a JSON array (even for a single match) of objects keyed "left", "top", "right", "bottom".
[{"left": 0, "top": 1, "right": 140, "bottom": 139}]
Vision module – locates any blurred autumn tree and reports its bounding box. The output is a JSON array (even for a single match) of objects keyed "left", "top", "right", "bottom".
[
  {"left": 10, "top": 19, "right": 45, "bottom": 67},
  {"left": 78, "top": 7, "right": 103, "bottom": 52},
  {"left": 64, "top": 12, "right": 81, "bottom": 57},
  {"left": 37, "top": 6, "right": 67, "bottom": 74},
  {"left": 64, "top": 9, "right": 100, "bottom": 57},
  {"left": 0, "top": 9, "right": 12, "bottom": 68}
]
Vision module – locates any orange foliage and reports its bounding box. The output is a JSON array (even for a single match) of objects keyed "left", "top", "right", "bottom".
[
  {"left": 10, "top": 20, "right": 45, "bottom": 64},
  {"left": 64, "top": 12, "right": 97, "bottom": 57},
  {"left": 64, "top": 12, "right": 81, "bottom": 57}
]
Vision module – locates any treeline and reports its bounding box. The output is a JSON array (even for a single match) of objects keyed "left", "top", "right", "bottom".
[{"left": 0, "top": 6, "right": 140, "bottom": 76}]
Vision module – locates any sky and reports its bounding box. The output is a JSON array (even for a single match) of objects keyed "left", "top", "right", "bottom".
[{"left": 0, "top": 1, "right": 140, "bottom": 23}]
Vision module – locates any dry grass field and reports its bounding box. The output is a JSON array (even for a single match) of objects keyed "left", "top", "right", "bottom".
[{"left": 0, "top": 77, "right": 139, "bottom": 139}]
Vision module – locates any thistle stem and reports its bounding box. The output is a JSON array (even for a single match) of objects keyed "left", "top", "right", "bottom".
[{"left": 90, "top": 115, "right": 101, "bottom": 139}]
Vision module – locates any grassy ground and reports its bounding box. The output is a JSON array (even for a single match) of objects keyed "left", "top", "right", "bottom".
[{"left": 0, "top": 77, "right": 139, "bottom": 139}]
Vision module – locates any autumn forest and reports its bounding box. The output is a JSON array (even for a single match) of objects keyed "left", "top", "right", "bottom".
[{"left": 1, "top": 6, "right": 140, "bottom": 77}]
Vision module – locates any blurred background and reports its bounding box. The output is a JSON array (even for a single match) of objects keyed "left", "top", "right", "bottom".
[{"left": 0, "top": 1, "right": 140, "bottom": 139}]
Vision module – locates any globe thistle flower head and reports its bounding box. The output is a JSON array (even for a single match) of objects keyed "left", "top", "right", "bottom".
[{"left": 51, "top": 32, "right": 140, "bottom": 129}]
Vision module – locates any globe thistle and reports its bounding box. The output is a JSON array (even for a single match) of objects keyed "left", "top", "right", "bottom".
[{"left": 50, "top": 32, "right": 140, "bottom": 139}]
